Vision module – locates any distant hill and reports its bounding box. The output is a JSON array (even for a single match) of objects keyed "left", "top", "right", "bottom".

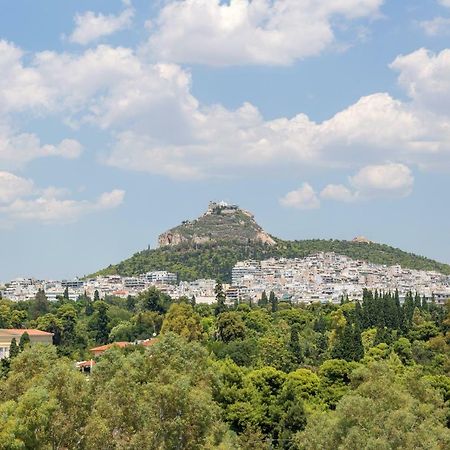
[{"left": 90, "top": 202, "right": 450, "bottom": 282}]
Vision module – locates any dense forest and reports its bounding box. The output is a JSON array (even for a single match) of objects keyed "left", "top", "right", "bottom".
[
  {"left": 0, "top": 287, "right": 449, "bottom": 449},
  {"left": 91, "top": 239, "right": 450, "bottom": 282}
]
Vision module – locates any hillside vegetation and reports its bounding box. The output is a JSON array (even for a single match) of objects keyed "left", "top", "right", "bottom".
[{"left": 91, "top": 238, "right": 450, "bottom": 281}]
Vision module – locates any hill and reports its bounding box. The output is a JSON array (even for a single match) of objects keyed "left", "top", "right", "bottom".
[
  {"left": 91, "top": 202, "right": 450, "bottom": 281},
  {"left": 158, "top": 201, "right": 276, "bottom": 247}
]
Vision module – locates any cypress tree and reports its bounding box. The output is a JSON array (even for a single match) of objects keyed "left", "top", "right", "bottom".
[
  {"left": 289, "top": 323, "right": 304, "bottom": 365},
  {"left": 214, "top": 281, "right": 227, "bottom": 316},
  {"left": 352, "top": 323, "right": 364, "bottom": 361},
  {"left": 414, "top": 292, "right": 422, "bottom": 310},
  {"left": 19, "top": 332, "right": 30, "bottom": 351},
  {"left": 259, "top": 290, "right": 268, "bottom": 307},
  {"left": 92, "top": 302, "right": 110, "bottom": 344},
  {"left": 9, "top": 338, "right": 19, "bottom": 359},
  {"left": 269, "top": 291, "right": 279, "bottom": 313},
  {"left": 63, "top": 286, "right": 69, "bottom": 300},
  {"left": 421, "top": 295, "right": 428, "bottom": 312}
]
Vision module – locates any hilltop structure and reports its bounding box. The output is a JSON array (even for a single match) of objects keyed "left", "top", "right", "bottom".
[{"left": 158, "top": 201, "right": 276, "bottom": 247}]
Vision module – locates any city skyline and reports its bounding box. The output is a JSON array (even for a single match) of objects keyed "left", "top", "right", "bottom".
[{"left": 1, "top": 0, "right": 450, "bottom": 280}]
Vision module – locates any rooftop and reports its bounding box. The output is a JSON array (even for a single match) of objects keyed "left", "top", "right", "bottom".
[{"left": 0, "top": 328, "right": 53, "bottom": 337}]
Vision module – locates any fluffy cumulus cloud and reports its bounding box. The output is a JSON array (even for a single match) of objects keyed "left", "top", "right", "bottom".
[
  {"left": 69, "top": 2, "right": 134, "bottom": 45},
  {"left": 349, "top": 163, "right": 414, "bottom": 198},
  {"left": 0, "top": 130, "right": 82, "bottom": 168},
  {"left": 391, "top": 48, "right": 450, "bottom": 117},
  {"left": 2, "top": 21, "right": 450, "bottom": 211},
  {"left": 280, "top": 183, "right": 320, "bottom": 209},
  {"left": 320, "top": 184, "right": 356, "bottom": 203},
  {"left": 145, "top": 0, "right": 384, "bottom": 66},
  {"left": 0, "top": 172, "right": 34, "bottom": 204},
  {"left": 319, "top": 163, "right": 414, "bottom": 205},
  {"left": 0, "top": 171, "right": 125, "bottom": 224}
]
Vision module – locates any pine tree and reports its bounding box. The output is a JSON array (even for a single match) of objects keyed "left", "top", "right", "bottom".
[
  {"left": 94, "top": 290, "right": 100, "bottom": 301},
  {"left": 9, "top": 338, "right": 19, "bottom": 359}
]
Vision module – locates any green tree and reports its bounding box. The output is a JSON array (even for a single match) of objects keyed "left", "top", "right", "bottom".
[
  {"left": 9, "top": 338, "right": 19, "bottom": 359},
  {"left": 19, "top": 332, "right": 30, "bottom": 351},
  {"left": 297, "top": 362, "right": 450, "bottom": 449},
  {"left": 269, "top": 291, "right": 278, "bottom": 313},
  {"left": 161, "top": 303, "right": 203, "bottom": 341},
  {"left": 216, "top": 311, "right": 246, "bottom": 343},
  {"left": 89, "top": 301, "right": 110, "bottom": 344},
  {"left": 214, "top": 281, "right": 227, "bottom": 316},
  {"left": 32, "top": 289, "right": 49, "bottom": 319},
  {"left": 288, "top": 323, "right": 304, "bottom": 365},
  {"left": 259, "top": 291, "right": 268, "bottom": 307}
]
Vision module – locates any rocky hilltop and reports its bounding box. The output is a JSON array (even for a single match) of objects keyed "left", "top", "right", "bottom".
[{"left": 158, "top": 201, "right": 276, "bottom": 248}]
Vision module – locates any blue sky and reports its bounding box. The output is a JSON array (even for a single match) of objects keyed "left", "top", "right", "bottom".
[{"left": 1, "top": 0, "right": 450, "bottom": 281}]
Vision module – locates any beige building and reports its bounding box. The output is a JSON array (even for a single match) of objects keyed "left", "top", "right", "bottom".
[{"left": 0, "top": 329, "right": 53, "bottom": 359}]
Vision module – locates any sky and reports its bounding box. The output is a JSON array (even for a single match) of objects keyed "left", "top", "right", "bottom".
[{"left": 1, "top": 0, "right": 450, "bottom": 281}]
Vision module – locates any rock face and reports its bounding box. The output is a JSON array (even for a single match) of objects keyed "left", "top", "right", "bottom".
[
  {"left": 352, "top": 236, "right": 373, "bottom": 244},
  {"left": 158, "top": 201, "right": 276, "bottom": 248}
]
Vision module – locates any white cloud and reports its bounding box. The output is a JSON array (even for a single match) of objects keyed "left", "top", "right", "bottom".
[
  {"left": 439, "top": 0, "right": 450, "bottom": 7},
  {"left": 391, "top": 48, "right": 450, "bottom": 117},
  {"left": 145, "top": 0, "right": 383, "bottom": 66},
  {"left": 320, "top": 184, "right": 356, "bottom": 202},
  {"left": 1, "top": 41, "right": 450, "bottom": 181},
  {"left": 69, "top": 6, "right": 134, "bottom": 45},
  {"left": 0, "top": 41, "right": 48, "bottom": 114},
  {"left": 349, "top": 163, "right": 414, "bottom": 198},
  {"left": 0, "top": 186, "right": 125, "bottom": 224},
  {"left": 0, "top": 127, "right": 83, "bottom": 168},
  {"left": 0, "top": 172, "right": 34, "bottom": 204},
  {"left": 320, "top": 163, "right": 414, "bottom": 204},
  {"left": 419, "top": 17, "right": 450, "bottom": 36},
  {"left": 0, "top": 170, "right": 124, "bottom": 224},
  {"left": 280, "top": 183, "right": 321, "bottom": 210}
]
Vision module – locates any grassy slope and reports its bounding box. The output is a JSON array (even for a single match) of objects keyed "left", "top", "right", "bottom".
[{"left": 90, "top": 239, "right": 450, "bottom": 282}]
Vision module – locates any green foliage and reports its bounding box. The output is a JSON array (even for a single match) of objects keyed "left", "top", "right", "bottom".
[
  {"left": 161, "top": 303, "right": 203, "bottom": 341},
  {"left": 216, "top": 312, "right": 246, "bottom": 343},
  {"left": 0, "top": 290, "right": 448, "bottom": 449},
  {"left": 296, "top": 362, "right": 450, "bottom": 449}
]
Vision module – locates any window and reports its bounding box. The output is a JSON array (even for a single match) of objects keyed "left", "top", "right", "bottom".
[{"left": 0, "top": 346, "right": 9, "bottom": 359}]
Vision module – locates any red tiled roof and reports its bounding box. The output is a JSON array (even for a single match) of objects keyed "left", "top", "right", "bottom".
[
  {"left": 141, "top": 338, "right": 159, "bottom": 347},
  {"left": 90, "top": 342, "right": 130, "bottom": 352},
  {"left": 89, "top": 338, "right": 159, "bottom": 353},
  {"left": 0, "top": 328, "right": 53, "bottom": 336}
]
